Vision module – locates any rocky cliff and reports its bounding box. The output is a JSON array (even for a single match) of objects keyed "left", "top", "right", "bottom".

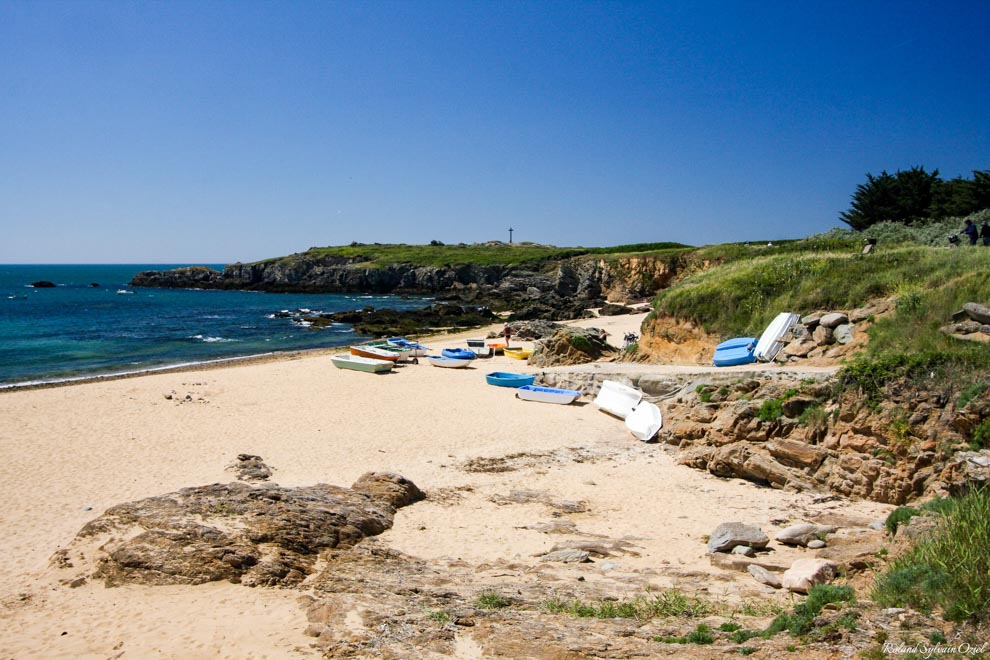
[{"left": 131, "top": 252, "right": 682, "bottom": 314}]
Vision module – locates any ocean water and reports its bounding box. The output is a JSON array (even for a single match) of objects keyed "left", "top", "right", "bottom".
[{"left": 0, "top": 265, "right": 431, "bottom": 387}]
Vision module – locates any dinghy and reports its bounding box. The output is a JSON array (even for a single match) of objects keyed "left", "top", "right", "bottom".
[
  {"left": 350, "top": 345, "right": 401, "bottom": 361},
  {"left": 331, "top": 354, "right": 394, "bottom": 374},
  {"left": 516, "top": 385, "right": 581, "bottom": 405},
  {"left": 753, "top": 312, "right": 800, "bottom": 362},
  {"left": 386, "top": 337, "right": 430, "bottom": 357},
  {"left": 713, "top": 337, "right": 757, "bottom": 367},
  {"left": 504, "top": 348, "right": 532, "bottom": 360},
  {"left": 625, "top": 401, "right": 662, "bottom": 441},
  {"left": 441, "top": 348, "right": 476, "bottom": 360},
  {"left": 427, "top": 355, "right": 472, "bottom": 368},
  {"left": 593, "top": 380, "right": 642, "bottom": 419},
  {"left": 485, "top": 372, "right": 536, "bottom": 388}
]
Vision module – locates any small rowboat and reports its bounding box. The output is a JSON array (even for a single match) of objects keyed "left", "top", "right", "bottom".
[
  {"left": 713, "top": 337, "right": 757, "bottom": 367},
  {"left": 331, "top": 354, "right": 394, "bottom": 374},
  {"left": 485, "top": 372, "right": 536, "bottom": 388},
  {"left": 504, "top": 348, "right": 532, "bottom": 360},
  {"left": 468, "top": 346, "right": 494, "bottom": 358},
  {"left": 427, "top": 355, "right": 472, "bottom": 368},
  {"left": 593, "top": 380, "right": 642, "bottom": 419},
  {"left": 625, "top": 401, "right": 663, "bottom": 441},
  {"left": 387, "top": 337, "right": 430, "bottom": 357},
  {"left": 441, "top": 348, "right": 476, "bottom": 360},
  {"left": 466, "top": 338, "right": 488, "bottom": 349},
  {"left": 350, "top": 345, "right": 400, "bottom": 361},
  {"left": 516, "top": 385, "right": 581, "bottom": 405}
]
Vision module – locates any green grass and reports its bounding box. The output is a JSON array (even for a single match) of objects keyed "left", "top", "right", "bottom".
[
  {"left": 758, "top": 398, "right": 784, "bottom": 421},
  {"left": 542, "top": 589, "right": 717, "bottom": 621},
  {"left": 255, "top": 241, "right": 691, "bottom": 270},
  {"left": 475, "top": 590, "right": 512, "bottom": 609},
  {"left": 873, "top": 486, "right": 990, "bottom": 622}
]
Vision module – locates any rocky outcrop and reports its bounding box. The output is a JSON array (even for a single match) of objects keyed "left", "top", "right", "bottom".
[
  {"left": 942, "top": 302, "right": 990, "bottom": 343},
  {"left": 538, "top": 365, "right": 989, "bottom": 505},
  {"left": 59, "top": 472, "right": 423, "bottom": 588},
  {"left": 528, "top": 327, "right": 614, "bottom": 367}
]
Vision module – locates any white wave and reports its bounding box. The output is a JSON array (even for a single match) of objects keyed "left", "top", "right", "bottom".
[{"left": 189, "top": 334, "right": 238, "bottom": 343}]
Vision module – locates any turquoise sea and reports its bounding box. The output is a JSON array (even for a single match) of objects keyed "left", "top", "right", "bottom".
[{"left": 0, "top": 265, "right": 431, "bottom": 387}]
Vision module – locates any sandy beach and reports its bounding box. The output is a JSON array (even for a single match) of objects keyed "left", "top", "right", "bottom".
[{"left": 0, "top": 312, "right": 893, "bottom": 658}]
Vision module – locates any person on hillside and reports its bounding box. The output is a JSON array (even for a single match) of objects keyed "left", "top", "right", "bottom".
[
  {"left": 960, "top": 219, "right": 978, "bottom": 245},
  {"left": 981, "top": 220, "right": 990, "bottom": 246}
]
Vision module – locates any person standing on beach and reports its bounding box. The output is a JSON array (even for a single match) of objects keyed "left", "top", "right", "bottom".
[
  {"left": 503, "top": 323, "right": 512, "bottom": 347},
  {"left": 981, "top": 220, "right": 990, "bottom": 246}
]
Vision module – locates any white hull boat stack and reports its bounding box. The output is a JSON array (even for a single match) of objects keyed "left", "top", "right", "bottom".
[{"left": 593, "top": 379, "right": 663, "bottom": 441}]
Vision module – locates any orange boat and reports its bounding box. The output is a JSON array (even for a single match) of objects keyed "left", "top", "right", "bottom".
[{"left": 349, "top": 345, "right": 400, "bottom": 361}]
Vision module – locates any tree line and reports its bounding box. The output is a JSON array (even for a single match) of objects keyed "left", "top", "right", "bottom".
[{"left": 840, "top": 167, "right": 990, "bottom": 231}]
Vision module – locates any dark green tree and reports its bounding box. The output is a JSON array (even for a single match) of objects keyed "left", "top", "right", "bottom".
[{"left": 840, "top": 166, "right": 940, "bottom": 230}]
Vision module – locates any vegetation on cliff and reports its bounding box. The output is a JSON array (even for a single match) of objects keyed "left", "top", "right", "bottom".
[{"left": 268, "top": 240, "right": 691, "bottom": 269}]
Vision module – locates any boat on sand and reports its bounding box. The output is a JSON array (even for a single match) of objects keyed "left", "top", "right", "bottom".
[
  {"left": 593, "top": 380, "right": 642, "bottom": 419},
  {"left": 485, "top": 372, "right": 535, "bottom": 388},
  {"left": 516, "top": 385, "right": 581, "bottom": 405},
  {"left": 625, "top": 401, "right": 662, "bottom": 441},
  {"left": 350, "top": 345, "right": 401, "bottom": 361},
  {"left": 331, "top": 354, "right": 394, "bottom": 374},
  {"left": 427, "top": 355, "right": 472, "bottom": 368}
]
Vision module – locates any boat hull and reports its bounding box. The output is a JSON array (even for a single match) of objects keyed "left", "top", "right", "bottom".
[
  {"left": 350, "top": 345, "right": 401, "bottom": 362},
  {"left": 516, "top": 385, "right": 581, "bottom": 404},
  {"left": 504, "top": 348, "right": 532, "bottom": 360},
  {"left": 754, "top": 312, "right": 800, "bottom": 362},
  {"left": 331, "top": 354, "right": 393, "bottom": 373},
  {"left": 427, "top": 356, "right": 472, "bottom": 368},
  {"left": 485, "top": 372, "right": 536, "bottom": 388},
  {"left": 593, "top": 380, "right": 642, "bottom": 419},
  {"left": 441, "top": 348, "right": 476, "bottom": 360},
  {"left": 625, "top": 401, "right": 662, "bottom": 441}
]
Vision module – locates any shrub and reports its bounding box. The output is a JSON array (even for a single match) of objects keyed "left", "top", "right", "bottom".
[
  {"left": 885, "top": 506, "right": 921, "bottom": 534},
  {"left": 873, "top": 486, "right": 990, "bottom": 621},
  {"left": 758, "top": 398, "right": 783, "bottom": 421},
  {"left": 956, "top": 381, "right": 987, "bottom": 408},
  {"left": 475, "top": 590, "right": 512, "bottom": 609},
  {"left": 971, "top": 420, "right": 990, "bottom": 451}
]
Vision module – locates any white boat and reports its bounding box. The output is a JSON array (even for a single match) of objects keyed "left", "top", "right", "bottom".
[
  {"left": 116, "top": 289, "right": 134, "bottom": 295},
  {"left": 516, "top": 385, "right": 582, "bottom": 405},
  {"left": 753, "top": 312, "right": 800, "bottom": 362},
  {"left": 625, "top": 401, "right": 662, "bottom": 441},
  {"left": 350, "top": 345, "right": 401, "bottom": 362},
  {"left": 331, "top": 353, "right": 394, "bottom": 374},
  {"left": 427, "top": 355, "right": 472, "bottom": 368},
  {"left": 593, "top": 380, "right": 642, "bottom": 419}
]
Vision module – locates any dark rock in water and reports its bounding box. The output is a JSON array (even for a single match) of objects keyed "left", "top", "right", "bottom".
[
  {"left": 89, "top": 283, "right": 100, "bottom": 288},
  {"left": 290, "top": 304, "right": 498, "bottom": 338},
  {"left": 63, "top": 472, "right": 423, "bottom": 588},
  {"left": 528, "top": 327, "right": 614, "bottom": 367},
  {"left": 31, "top": 280, "right": 56, "bottom": 288}
]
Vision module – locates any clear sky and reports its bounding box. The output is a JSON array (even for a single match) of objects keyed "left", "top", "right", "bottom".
[{"left": 1, "top": 0, "right": 987, "bottom": 263}]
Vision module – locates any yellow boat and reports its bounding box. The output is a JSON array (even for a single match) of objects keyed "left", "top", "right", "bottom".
[{"left": 504, "top": 348, "right": 532, "bottom": 360}]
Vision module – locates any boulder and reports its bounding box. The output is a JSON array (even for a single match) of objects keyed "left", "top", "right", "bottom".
[
  {"left": 767, "top": 439, "right": 824, "bottom": 469},
  {"left": 963, "top": 302, "right": 990, "bottom": 325},
  {"left": 775, "top": 523, "right": 837, "bottom": 547},
  {"left": 748, "top": 564, "right": 782, "bottom": 588},
  {"left": 31, "top": 280, "right": 56, "bottom": 288},
  {"left": 66, "top": 472, "right": 423, "bottom": 588},
  {"left": 528, "top": 327, "right": 613, "bottom": 367},
  {"left": 812, "top": 325, "right": 834, "bottom": 345},
  {"left": 819, "top": 312, "right": 849, "bottom": 328},
  {"left": 833, "top": 323, "right": 855, "bottom": 345},
  {"left": 781, "top": 558, "right": 839, "bottom": 594},
  {"left": 707, "top": 522, "right": 769, "bottom": 553},
  {"left": 540, "top": 549, "right": 591, "bottom": 563}
]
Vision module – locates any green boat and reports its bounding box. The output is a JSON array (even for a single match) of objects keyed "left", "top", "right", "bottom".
[{"left": 331, "top": 353, "right": 394, "bottom": 374}]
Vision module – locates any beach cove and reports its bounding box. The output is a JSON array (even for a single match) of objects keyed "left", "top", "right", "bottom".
[{"left": 0, "top": 311, "right": 894, "bottom": 658}]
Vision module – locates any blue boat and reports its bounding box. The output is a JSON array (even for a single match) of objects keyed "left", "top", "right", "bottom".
[
  {"left": 486, "top": 371, "right": 536, "bottom": 388},
  {"left": 713, "top": 336, "right": 757, "bottom": 367},
  {"left": 516, "top": 385, "right": 581, "bottom": 404},
  {"left": 442, "top": 348, "right": 476, "bottom": 360}
]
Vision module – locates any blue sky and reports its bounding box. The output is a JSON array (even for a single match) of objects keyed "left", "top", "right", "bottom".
[{"left": 1, "top": 0, "right": 987, "bottom": 263}]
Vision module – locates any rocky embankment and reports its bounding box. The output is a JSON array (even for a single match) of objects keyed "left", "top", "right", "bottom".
[
  {"left": 540, "top": 364, "right": 990, "bottom": 506},
  {"left": 130, "top": 253, "right": 677, "bottom": 318}
]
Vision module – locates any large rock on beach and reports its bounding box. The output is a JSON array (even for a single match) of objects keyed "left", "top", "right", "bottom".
[
  {"left": 62, "top": 472, "right": 423, "bottom": 588},
  {"left": 528, "top": 327, "right": 614, "bottom": 367},
  {"left": 775, "top": 523, "right": 837, "bottom": 547},
  {"left": 963, "top": 302, "right": 990, "bottom": 325},
  {"left": 707, "top": 522, "right": 769, "bottom": 553},
  {"left": 781, "top": 558, "right": 839, "bottom": 594}
]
